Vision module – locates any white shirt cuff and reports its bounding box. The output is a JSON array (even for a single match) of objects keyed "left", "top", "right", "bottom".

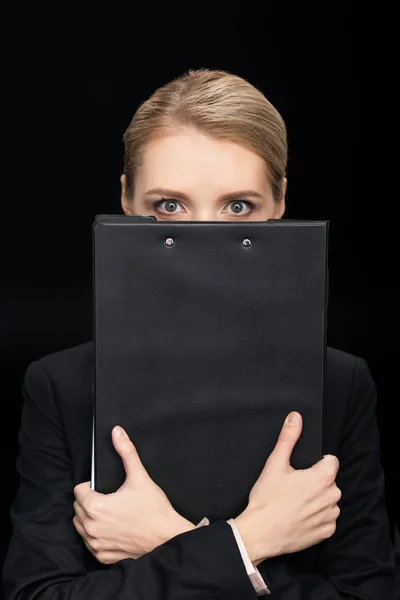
[{"left": 196, "top": 517, "right": 270, "bottom": 596}]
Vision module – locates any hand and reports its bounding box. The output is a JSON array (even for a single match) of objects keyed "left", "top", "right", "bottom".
[
  {"left": 73, "top": 426, "right": 196, "bottom": 565},
  {"left": 234, "top": 412, "right": 341, "bottom": 565}
]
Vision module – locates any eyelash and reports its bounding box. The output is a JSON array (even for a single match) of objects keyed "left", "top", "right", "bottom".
[{"left": 153, "top": 198, "right": 256, "bottom": 216}]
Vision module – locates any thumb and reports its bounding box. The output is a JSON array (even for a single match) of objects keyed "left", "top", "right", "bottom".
[
  {"left": 112, "top": 426, "right": 149, "bottom": 486},
  {"left": 264, "top": 412, "right": 303, "bottom": 474}
]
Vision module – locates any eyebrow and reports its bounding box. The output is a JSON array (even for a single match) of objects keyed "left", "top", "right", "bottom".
[{"left": 144, "top": 188, "right": 265, "bottom": 201}]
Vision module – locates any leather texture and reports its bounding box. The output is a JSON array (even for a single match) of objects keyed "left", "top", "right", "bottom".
[{"left": 93, "top": 216, "right": 328, "bottom": 523}]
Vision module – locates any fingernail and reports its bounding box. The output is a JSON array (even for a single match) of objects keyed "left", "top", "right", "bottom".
[
  {"left": 286, "top": 412, "right": 299, "bottom": 425},
  {"left": 115, "top": 426, "right": 127, "bottom": 439}
]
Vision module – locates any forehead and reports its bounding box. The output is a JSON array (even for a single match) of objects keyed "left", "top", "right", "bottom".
[{"left": 137, "top": 130, "right": 269, "bottom": 192}]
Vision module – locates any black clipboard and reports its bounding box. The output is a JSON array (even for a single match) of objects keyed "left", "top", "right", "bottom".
[{"left": 92, "top": 215, "right": 328, "bottom": 523}]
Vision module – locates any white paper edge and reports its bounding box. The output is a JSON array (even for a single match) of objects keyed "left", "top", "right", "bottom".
[{"left": 90, "top": 415, "right": 95, "bottom": 490}]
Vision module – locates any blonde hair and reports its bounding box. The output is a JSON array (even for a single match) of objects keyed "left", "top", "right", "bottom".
[{"left": 123, "top": 69, "right": 288, "bottom": 202}]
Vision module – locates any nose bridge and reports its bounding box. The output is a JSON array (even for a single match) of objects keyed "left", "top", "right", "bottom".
[
  {"left": 190, "top": 196, "right": 222, "bottom": 221},
  {"left": 191, "top": 210, "right": 219, "bottom": 221}
]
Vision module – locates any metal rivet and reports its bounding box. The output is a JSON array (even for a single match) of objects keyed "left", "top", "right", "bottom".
[
  {"left": 242, "top": 238, "right": 251, "bottom": 248},
  {"left": 165, "top": 237, "right": 174, "bottom": 247}
]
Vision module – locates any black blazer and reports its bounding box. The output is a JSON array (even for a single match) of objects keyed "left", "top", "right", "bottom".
[{"left": 2, "top": 342, "right": 395, "bottom": 599}]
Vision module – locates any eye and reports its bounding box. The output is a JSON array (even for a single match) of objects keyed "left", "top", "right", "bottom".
[
  {"left": 153, "top": 199, "right": 184, "bottom": 215},
  {"left": 224, "top": 200, "right": 254, "bottom": 216}
]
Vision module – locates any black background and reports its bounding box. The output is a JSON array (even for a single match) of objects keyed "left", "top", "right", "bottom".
[{"left": 2, "top": 1, "right": 397, "bottom": 592}]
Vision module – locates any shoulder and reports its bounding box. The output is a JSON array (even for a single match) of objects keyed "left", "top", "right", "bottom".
[
  {"left": 18, "top": 342, "right": 94, "bottom": 489},
  {"left": 28, "top": 342, "right": 373, "bottom": 395},
  {"left": 33, "top": 340, "right": 94, "bottom": 378},
  {"left": 326, "top": 345, "right": 374, "bottom": 397},
  {"left": 27, "top": 341, "right": 94, "bottom": 391},
  {"left": 324, "top": 346, "right": 377, "bottom": 453},
  {"left": 23, "top": 341, "right": 94, "bottom": 419},
  {"left": 28, "top": 341, "right": 373, "bottom": 399},
  {"left": 327, "top": 345, "right": 359, "bottom": 377}
]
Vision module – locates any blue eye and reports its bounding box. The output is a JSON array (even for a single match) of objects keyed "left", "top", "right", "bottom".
[
  {"left": 154, "top": 199, "right": 182, "bottom": 214},
  {"left": 227, "top": 200, "right": 254, "bottom": 216},
  {"left": 152, "top": 198, "right": 256, "bottom": 218},
  {"left": 164, "top": 200, "right": 179, "bottom": 213}
]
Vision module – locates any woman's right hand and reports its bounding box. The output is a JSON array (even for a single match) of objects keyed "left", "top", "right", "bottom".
[{"left": 234, "top": 412, "right": 341, "bottom": 565}]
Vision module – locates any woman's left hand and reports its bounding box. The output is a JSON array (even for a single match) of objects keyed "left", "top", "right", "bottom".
[{"left": 73, "top": 426, "right": 195, "bottom": 565}]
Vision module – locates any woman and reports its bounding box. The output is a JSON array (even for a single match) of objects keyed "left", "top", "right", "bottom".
[{"left": 3, "top": 69, "right": 394, "bottom": 599}]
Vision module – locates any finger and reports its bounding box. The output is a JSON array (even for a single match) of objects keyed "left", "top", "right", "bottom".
[
  {"left": 264, "top": 412, "right": 303, "bottom": 474},
  {"left": 74, "top": 484, "right": 106, "bottom": 518},
  {"left": 73, "top": 515, "right": 94, "bottom": 545},
  {"left": 96, "top": 551, "right": 135, "bottom": 565},
  {"left": 73, "top": 515, "right": 100, "bottom": 552},
  {"left": 73, "top": 514, "right": 92, "bottom": 539},
  {"left": 73, "top": 517, "right": 129, "bottom": 564},
  {"left": 112, "top": 426, "right": 150, "bottom": 484},
  {"left": 311, "top": 454, "right": 340, "bottom": 482},
  {"left": 306, "top": 482, "right": 342, "bottom": 516},
  {"left": 82, "top": 533, "right": 96, "bottom": 556},
  {"left": 73, "top": 515, "right": 85, "bottom": 536},
  {"left": 73, "top": 501, "right": 87, "bottom": 524},
  {"left": 74, "top": 482, "right": 93, "bottom": 505}
]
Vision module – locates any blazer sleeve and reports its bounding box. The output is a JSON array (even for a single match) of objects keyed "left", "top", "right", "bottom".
[
  {"left": 2, "top": 361, "right": 258, "bottom": 600},
  {"left": 256, "top": 357, "right": 395, "bottom": 599}
]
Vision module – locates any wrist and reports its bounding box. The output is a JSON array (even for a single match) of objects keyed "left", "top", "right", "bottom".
[
  {"left": 234, "top": 512, "right": 264, "bottom": 564},
  {"left": 252, "top": 558, "right": 264, "bottom": 568},
  {"left": 167, "top": 511, "right": 196, "bottom": 540}
]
